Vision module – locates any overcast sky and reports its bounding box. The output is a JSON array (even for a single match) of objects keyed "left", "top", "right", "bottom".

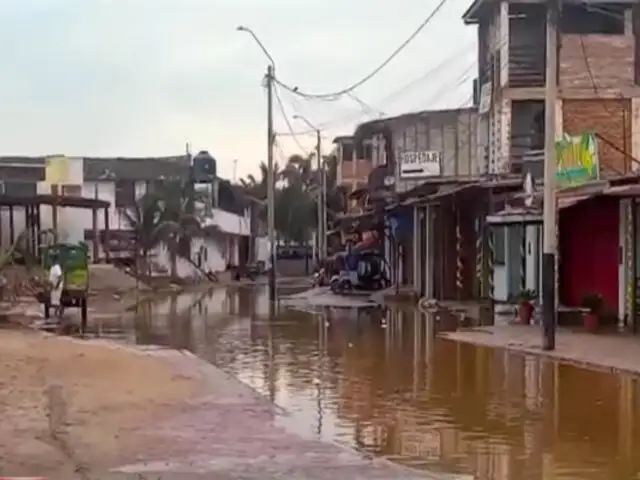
[{"left": 0, "top": 0, "right": 476, "bottom": 180}]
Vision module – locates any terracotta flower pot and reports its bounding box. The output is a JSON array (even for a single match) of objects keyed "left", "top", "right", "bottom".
[
  {"left": 584, "top": 312, "right": 599, "bottom": 332},
  {"left": 518, "top": 302, "right": 534, "bottom": 325}
]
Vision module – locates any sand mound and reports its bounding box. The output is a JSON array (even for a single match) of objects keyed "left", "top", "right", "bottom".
[
  {"left": 0, "top": 329, "right": 201, "bottom": 477},
  {"left": 89, "top": 264, "right": 149, "bottom": 293}
]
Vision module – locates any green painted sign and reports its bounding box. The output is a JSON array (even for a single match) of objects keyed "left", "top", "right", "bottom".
[{"left": 556, "top": 132, "right": 599, "bottom": 187}]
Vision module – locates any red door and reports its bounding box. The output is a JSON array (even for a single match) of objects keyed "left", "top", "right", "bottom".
[{"left": 560, "top": 197, "right": 619, "bottom": 310}]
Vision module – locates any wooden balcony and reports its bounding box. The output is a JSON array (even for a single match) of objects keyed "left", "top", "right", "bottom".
[
  {"left": 509, "top": 44, "right": 545, "bottom": 88},
  {"left": 340, "top": 159, "right": 372, "bottom": 186}
]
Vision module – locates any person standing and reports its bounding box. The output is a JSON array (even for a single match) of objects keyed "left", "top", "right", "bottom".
[{"left": 48, "top": 253, "right": 64, "bottom": 320}]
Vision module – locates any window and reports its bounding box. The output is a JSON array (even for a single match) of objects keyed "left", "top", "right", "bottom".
[
  {"left": 363, "top": 141, "right": 373, "bottom": 161},
  {"left": 61, "top": 185, "right": 82, "bottom": 196},
  {"left": 114, "top": 180, "right": 136, "bottom": 207},
  {"left": 2, "top": 182, "right": 36, "bottom": 197},
  {"left": 560, "top": 4, "right": 625, "bottom": 34},
  {"left": 342, "top": 143, "right": 354, "bottom": 162}
]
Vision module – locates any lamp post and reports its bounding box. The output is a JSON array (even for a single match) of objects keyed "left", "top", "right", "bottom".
[
  {"left": 293, "top": 115, "right": 326, "bottom": 262},
  {"left": 237, "top": 25, "right": 277, "bottom": 311}
]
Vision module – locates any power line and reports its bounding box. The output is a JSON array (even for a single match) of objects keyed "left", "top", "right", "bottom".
[
  {"left": 274, "top": 0, "right": 452, "bottom": 100},
  {"left": 275, "top": 53, "right": 477, "bottom": 144},
  {"left": 346, "top": 92, "right": 385, "bottom": 118},
  {"left": 375, "top": 43, "right": 475, "bottom": 105},
  {"left": 273, "top": 85, "right": 310, "bottom": 153},
  {"left": 578, "top": 34, "right": 625, "bottom": 118},
  {"left": 278, "top": 58, "right": 477, "bottom": 135}
]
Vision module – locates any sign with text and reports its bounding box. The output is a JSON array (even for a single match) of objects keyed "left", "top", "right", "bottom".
[
  {"left": 45, "top": 155, "right": 69, "bottom": 185},
  {"left": 556, "top": 132, "right": 599, "bottom": 187},
  {"left": 399, "top": 151, "right": 442, "bottom": 179},
  {"left": 45, "top": 156, "right": 83, "bottom": 186}
]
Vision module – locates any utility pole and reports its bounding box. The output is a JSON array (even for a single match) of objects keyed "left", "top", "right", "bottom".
[
  {"left": 266, "top": 65, "right": 277, "bottom": 308},
  {"left": 319, "top": 132, "right": 327, "bottom": 261},
  {"left": 542, "top": 0, "right": 558, "bottom": 351},
  {"left": 186, "top": 142, "right": 195, "bottom": 214},
  {"left": 293, "top": 114, "right": 326, "bottom": 263},
  {"left": 315, "top": 129, "right": 324, "bottom": 262}
]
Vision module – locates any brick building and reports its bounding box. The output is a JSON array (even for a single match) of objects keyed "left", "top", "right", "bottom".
[
  {"left": 465, "top": 0, "right": 640, "bottom": 177},
  {"left": 333, "top": 135, "right": 373, "bottom": 214}
]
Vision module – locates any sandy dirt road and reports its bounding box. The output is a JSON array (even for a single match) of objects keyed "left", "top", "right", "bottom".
[
  {"left": 0, "top": 327, "right": 456, "bottom": 480},
  {"left": 0, "top": 328, "right": 201, "bottom": 479}
]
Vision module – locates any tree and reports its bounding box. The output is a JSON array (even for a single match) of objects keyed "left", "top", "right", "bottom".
[
  {"left": 239, "top": 162, "right": 282, "bottom": 201},
  {"left": 120, "top": 181, "right": 218, "bottom": 280},
  {"left": 120, "top": 191, "right": 170, "bottom": 278},
  {"left": 238, "top": 152, "right": 344, "bottom": 244}
]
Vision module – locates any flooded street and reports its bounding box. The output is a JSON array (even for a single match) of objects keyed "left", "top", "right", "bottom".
[{"left": 130, "top": 286, "right": 640, "bottom": 480}]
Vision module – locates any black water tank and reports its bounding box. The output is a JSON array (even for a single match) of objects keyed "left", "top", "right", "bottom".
[{"left": 192, "top": 150, "right": 217, "bottom": 183}]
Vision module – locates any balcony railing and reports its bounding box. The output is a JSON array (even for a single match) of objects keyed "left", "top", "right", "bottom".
[
  {"left": 511, "top": 146, "right": 544, "bottom": 177},
  {"left": 509, "top": 44, "right": 545, "bottom": 88},
  {"left": 340, "top": 159, "right": 373, "bottom": 184}
]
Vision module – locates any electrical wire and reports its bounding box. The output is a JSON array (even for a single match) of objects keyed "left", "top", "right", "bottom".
[
  {"left": 273, "top": 85, "right": 310, "bottom": 154},
  {"left": 277, "top": 57, "right": 478, "bottom": 136},
  {"left": 347, "top": 92, "right": 385, "bottom": 118},
  {"left": 274, "top": 0, "right": 452, "bottom": 100},
  {"left": 375, "top": 42, "right": 476, "bottom": 105},
  {"left": 578, "top": 35, "right": 627, "bottom": 118}
]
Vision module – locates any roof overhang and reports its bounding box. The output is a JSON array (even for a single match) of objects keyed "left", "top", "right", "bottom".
[{"left": 462, "top": 0, "right": 491, "bottom": 24}]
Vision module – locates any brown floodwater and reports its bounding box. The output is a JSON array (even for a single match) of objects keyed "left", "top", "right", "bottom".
[{"left": 132, "top": 286, "right": 640, "bottom": 480}]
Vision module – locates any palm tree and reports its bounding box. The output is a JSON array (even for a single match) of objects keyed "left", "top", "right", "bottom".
[
  {"left": 154, "top": 181, "right": 204, "bottom": 278},
  {"left": 120, "top": 181, "right": 217, "bottom": 280},
  {"left": 282, "top": 154, "right": 315, "bottom": 191},
  {"left": 120, "top": 191, "right": 170, "bottom": 278},
  {"left": 239, "top": 162, "right": 283, "bottom": 200}
]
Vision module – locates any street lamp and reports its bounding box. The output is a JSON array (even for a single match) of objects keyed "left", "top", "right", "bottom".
[
  {"left": 293, "top": 115, "right": 326, "bottom": 262},
  {"left": 237, "top": 25, "right": 277, "bottom": 309}
]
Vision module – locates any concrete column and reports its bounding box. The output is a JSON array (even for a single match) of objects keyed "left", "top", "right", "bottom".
[
  {"left": 625, "top": 8, "right": 633, "bottom": 36},
  {"left": 424, "top": 205, "right": 433, "bottom": 299},
  {"left": 413, "top": 206, "right": 420, "bottom": 292},
  {"left": 631, "top": 98, "right": 640, "bottom": 172},
  {"left": 499, "top": 98, "right": 511, "bottom": 172},
  {"left": 499, "top": 1, "right": 509, "bottom": 87},
  {"left": 619, "top": 199, "right": 630, "bottom": 323}
]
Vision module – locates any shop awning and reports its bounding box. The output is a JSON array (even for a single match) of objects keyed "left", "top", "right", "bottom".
[{"left": 487, "top": 193, "right": 597, "bottom": 225}]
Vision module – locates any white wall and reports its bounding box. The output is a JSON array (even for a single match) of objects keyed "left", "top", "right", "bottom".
[
  {"left": 1, "top": 179, "right": 256, "bottom": 278},
  {"left": 34, "top": 181, "right": 147, "bottom": 243},
  {"left": 255, "top": 237, "right": 269, "bottom": 267},
  {"left": 154, "top": 236, "right": 229, "bottom": 277}
]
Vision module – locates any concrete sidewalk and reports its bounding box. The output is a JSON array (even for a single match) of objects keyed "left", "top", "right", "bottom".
[{"left": 441, "top": 324, "right": 640, "bottom": 375}]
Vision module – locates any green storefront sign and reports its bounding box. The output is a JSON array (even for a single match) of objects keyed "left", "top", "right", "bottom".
[{"left": 556, "top": 132, "right": 599, "bottom": 187}]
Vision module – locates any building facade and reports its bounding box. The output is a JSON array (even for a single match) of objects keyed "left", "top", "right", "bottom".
[
  {"left": 464, "top": 0, "right": 640, "bottom": 322},
  {"left": 466, "top": 0, "right": 640, "bottom": 177},
  {"left": 333, "top": 135, "right": 373, "bottom": 215},
  {"left": 352, "top": 108, "right": 500, "bottom": 298},
  {"left": 0, "top": 155, "right": 260, "bottom": 278}
]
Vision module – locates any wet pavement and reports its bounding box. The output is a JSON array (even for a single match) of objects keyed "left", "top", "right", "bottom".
[{"left": 115, "top": 286, "right": 640, "bottom": 480}]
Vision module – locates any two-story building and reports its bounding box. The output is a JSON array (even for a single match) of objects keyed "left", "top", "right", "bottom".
[
  {"left": 466, "top": 0, "right": 640, "bottom": 322},
  {"left": 466, "top": 0, "right": 640, "bottom": 175},
  {"left": 0, "top": 155, "right": 262, "bottom": 279},
  {"left": 333, "top": 135, "right": 374, "bottom": 215},
  {"left": 351, "top": 108, "right": 524, "bottom": 301}
]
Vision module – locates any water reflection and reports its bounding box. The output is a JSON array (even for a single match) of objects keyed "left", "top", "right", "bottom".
[{"left": 133, "top": 287, "right": 640, "bottom": 479}]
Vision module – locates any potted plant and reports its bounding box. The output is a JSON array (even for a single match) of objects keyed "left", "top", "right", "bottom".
[
  {"left": 515, "top": 289, "right": 536, "bottom": 324},
  {"left": 580, "top": 293, "right": 603, "bottom": 332}
]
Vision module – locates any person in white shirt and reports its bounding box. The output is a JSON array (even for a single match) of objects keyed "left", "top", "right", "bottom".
[{"left": 48, "top": 254, "right": 64, "bottom": 319}]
